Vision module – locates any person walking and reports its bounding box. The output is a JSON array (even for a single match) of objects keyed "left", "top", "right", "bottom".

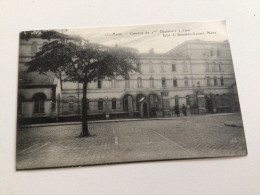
[{"left": 182, "top": 104, "right": 187, "bottom": 116}]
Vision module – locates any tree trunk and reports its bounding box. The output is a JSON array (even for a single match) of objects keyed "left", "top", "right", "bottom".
[{"left": 81, "top": 81, "right": 89, "bottom": 137}]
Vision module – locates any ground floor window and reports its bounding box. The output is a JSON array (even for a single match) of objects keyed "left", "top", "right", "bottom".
[
  {"left": 98, "top": 99, "right": 103, "bottom": 110},
  {"left": 186, "top": 95, "right": 190, "bottom": 105},
  {"left": 112, "top": 98, "right": 116, "bottom": 109},
  {"left": 32, "top": 93, "right": 46, "bottom": 114}
]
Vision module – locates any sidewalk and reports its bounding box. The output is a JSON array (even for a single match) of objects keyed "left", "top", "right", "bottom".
[{"left": 20, "top": 113, "right": 241, "bottom": 128}]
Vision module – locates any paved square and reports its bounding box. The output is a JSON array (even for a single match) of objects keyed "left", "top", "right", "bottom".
[{"left": 16, "top": 114, "right": 247, "bottom": 169}]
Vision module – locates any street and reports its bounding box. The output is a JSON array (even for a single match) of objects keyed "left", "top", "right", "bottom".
[{"left": 16, "top": 114, "right": 247, "bottom": 170}]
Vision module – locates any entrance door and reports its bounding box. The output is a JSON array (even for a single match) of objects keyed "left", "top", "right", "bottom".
[{"left": 143, "top": 103, "right": 148, "bottom": 117}]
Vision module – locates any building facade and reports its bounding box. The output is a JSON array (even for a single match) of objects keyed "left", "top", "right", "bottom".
[
  {"left": 61, "top": 40, "right": 236, "bottom": 118},
  {"left": 18, "top": 37, "right": 238, "bottom": 121}
]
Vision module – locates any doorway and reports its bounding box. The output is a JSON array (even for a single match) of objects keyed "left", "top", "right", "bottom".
[{"left": 143, "top": 102, "right": 148, "bottom": 117}]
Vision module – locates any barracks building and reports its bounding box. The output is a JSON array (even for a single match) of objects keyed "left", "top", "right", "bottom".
[{"left": 18, "top": 36, "right": 239, "bottom": 122}]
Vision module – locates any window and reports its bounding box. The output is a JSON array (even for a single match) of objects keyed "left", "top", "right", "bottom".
[
  {"left": 218, "top": 63, "right": 222, "bottom": 72},
  {"left": 149, "top": 77, "right": 154, "bottom": 88},
  {"left": 173, "top": 78, "right": 178, "bottom": 87},
  {"left": 68, "top": 98, "right": 75, "bottom": 112},
  {"left": 210, "top": 49, "right": 213, "bottom": 57},
  {"left": 125, "top": 78, "right": 130, "bottom": 88},
  {"left": 184, "top": 77, "right": 189, "bottom": 87},
  {"left": 110, "top": 79, "right": 116, "bottom": 88},
  {"left": 112, "top": 98, "right": 116, "bottom": 109},
  {"left": 137, "top": 77, "right": 142, "bottom": 88},
  {"left": 217, "top": 50, "right": 220, "bottom": 57},
  {"left": 172, "top": 64, "right": 176, "bottom": 71},
  {"left": 31, "top": 41, "right": 38, "bottom": 54},
  {"left": 149, "top": 62, "right": 154, "bottom": 73},
  {"left": 220, "top": 76, "right": 224, "bottom": 86},
  {"left": 136, "top": 63, "right": 141, "bottom": 72},
  {"left": 97, "top": 80, "right": 102, "bottom": 88},
  {"left": 160, "top": 62, "right": 165, "bottom": 72},
  {"left": 214, "top": 76, "right": 218, "bottom": 86},
  {"left": 162, "top": 77, "right": 166, "bottom": 87},
  {"left": 32, "top": 93, "right": 46, "bottom": 114},
  {"left": 183, "top": 61, "right": 188, "bottom": 72},
  {"left": 186, "top": 95, "right": 190, "bottom": 105},
  {"left": 175, "top": 95, "right": 179, "bottom": 105},
  {"left": 212, "top": 62, "right": 217, "bottom": 72},
  {"left": 42, "top": 41, "right": 48, "bottom": 48},
  {"left": 98, "top": 99, "right": 103, "bottom": 110},
  {"left": 205, "top": 62, "right": 210, "bottom": 72},
  {"left": 206, "top": 76, "right": 211, "bottom": 86}
]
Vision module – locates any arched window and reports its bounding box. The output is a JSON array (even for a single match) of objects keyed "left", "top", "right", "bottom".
[
  {"left": 137, "top": 77, "right": 142, "bottom": 88},
  {"left": 149, "top": 77, "right": 154, "bottom": 88},
  {"left": 172, "top": 63, "right": 176, "bottom": 71},
  {"left": 31, "top": 41, "right": 38, "bottom": 54},
  {"left": 186, "top": 95, "right": 190, "bottom": 105},
  {"left": 112, "top": 98, "right": 116, "bottom": 109},
  {"left": 220, "top": 76, "right": 224, "bottom": 86},
  {"left": 32, "top": 93, "right": 46, "bottom": 114},
  {"left": 97, "top": 80, "right": 102, "bottom": 89},
  {"left": 206, "top": 76, "right": 211, "bottom": 86},
  {"left": 162, "top": 77, "right": 166, "bottom": 87},
  {"left": 136, "top": 94, "right": 145, "bottom": 111},
  {"left": 149, "top": 94, "right": 159, "bottom": 109},
  {"left": 214, "top": 76, "right": 218, "bottom": 86},
  {"left": 183, "top": 61, "right": 188, "bottom": 72},
  {"left": 98, "top": 99, "right": 103, "bottom": 110},
  {"left": 184, "top": 77, "right": 189, "bottom": 86},
  {"left": 173, "top": 77, "right": 178, "bottom": 87},
  {"left": 175, "top": 95, "right": 179, "bottom": 105},
  {"left": 125, "top": 78, "right": 130, "bottom": 88}
]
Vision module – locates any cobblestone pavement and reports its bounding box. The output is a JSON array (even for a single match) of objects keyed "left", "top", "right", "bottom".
[{"left": 16, "top": 114, "right": 247, "bottom": 170}]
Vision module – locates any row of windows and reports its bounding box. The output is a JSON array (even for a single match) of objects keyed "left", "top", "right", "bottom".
[
  {"left": 137, "top": 63, "right": 187, "bottom": 73},
  {"left": 97, "top": 77, "right": 189, "bottom": 89},
  {"left": 205, "top": 62, "right": 223, "bottom": 72},
  {"left": 31, "top": 41, "right": 48, "bottom": 54},
  {"left": 206, "top": 76, "right": 224, "bottom": 86}
]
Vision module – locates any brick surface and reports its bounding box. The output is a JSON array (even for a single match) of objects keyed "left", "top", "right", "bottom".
[{"left": 16, "top": 114, "right": 247, "bottom": 170}]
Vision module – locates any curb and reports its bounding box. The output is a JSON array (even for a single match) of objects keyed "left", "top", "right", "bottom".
[{"left": 20, "top": 113, "right": 241, "bottom": 128}]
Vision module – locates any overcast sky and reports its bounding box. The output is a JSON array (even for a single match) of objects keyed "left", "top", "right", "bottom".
[{"left": 65, "top": 20, "right": 229, "bottom": 53}]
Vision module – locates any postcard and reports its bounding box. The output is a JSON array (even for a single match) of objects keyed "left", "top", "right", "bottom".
[{"left": 16, "top": 20, "right": 247, "bottom": 170}]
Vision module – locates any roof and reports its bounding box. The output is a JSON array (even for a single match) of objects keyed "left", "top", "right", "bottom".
[{"left": 18, "top": 71, "right": 57, "bottom": 86}]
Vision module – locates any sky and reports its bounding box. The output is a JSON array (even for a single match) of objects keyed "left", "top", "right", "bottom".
[{"left": 65, "top": 20, "right": 229, "bottom": 53}]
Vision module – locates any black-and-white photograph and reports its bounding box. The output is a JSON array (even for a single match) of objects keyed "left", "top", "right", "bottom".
[{"left": 16, "top": 20, "right": 247, "bottom": 170}]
